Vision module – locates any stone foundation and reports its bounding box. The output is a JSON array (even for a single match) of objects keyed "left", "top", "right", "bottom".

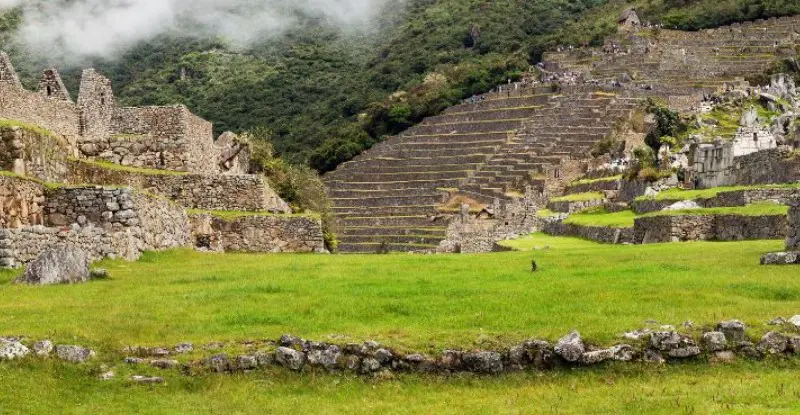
[
  {"left": 633, "top": 188, "right": 800, "bottom": 214},
  {"left": 189, "top": 214, "right": 324, "bottom": 253}
]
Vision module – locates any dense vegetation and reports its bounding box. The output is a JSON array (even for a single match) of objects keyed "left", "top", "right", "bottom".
[{"left": 2, "top": 0, "right": 799, "bottom": 172}]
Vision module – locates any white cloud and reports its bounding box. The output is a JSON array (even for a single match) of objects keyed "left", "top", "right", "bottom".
[{"left": 1, "top": 0, "right": 395, "bottom": 62}]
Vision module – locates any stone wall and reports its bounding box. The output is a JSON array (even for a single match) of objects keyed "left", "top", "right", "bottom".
[
  {"left": 692, "top": 147, "right": 800, "bottom": 189},
  {"left": 0, "top": 83, "right": 82, "bottom": 147},
  {"left": 0, "top": 175, "right": 46, "bottom": 228},
  {"left": 634, "top": 214, "right": 787, "bottom": 243},
  {"left": 0, "top": 225, "right": 139, "bottom": 269},
  {"left": 189, "top": 214, "right": 324, "bottom": 253},
  {"left": 78, "top": 106, "right": 219, "bottom": 174},
  {"left": 67, "top": 160, "right": 290, "bottom": 213},
  {"left": 44, "top": 186, "right": 190, "bottom": 252},
  {"left": 633, "top": 188, "right": 800, "bottom": 214},
  {"left": 788, "top": 198, "right": 799, "bottom": 250},
  {"left": 547, "top": 198, "right": 604, "bottom": 214},
  {"left": 0, "top": 126, "right": 69, "bottom": 183},
  {"left": 541, "top": 221, "right": 634, "bottom": 244}
]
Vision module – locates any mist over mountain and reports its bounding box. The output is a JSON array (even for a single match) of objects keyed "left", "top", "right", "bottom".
[{"left": 0, "top": 0, "right": 396, "bottom": 63}]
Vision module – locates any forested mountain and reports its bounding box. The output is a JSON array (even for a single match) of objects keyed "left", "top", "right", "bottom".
[{"left": 2, "top": 0, "right": 799, "bottom": 171}]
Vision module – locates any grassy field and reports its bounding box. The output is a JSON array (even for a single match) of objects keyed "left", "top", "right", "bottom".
[
  {"left": 562, "top": 203, "right": 789, "bottom": 228},
  {"left": 636, "top": 183, "right": 800, "bottom": 201},
  {"left": 3, "top": 234, "right": 800, "bottom": 413},
  {"left": 563, "top": 208, "right": 636, "bottom": 228},
  {"left": 1, "top": 234, "right": 798, "bottom": 350},
  {"left": 2, "top": 359, "right": 800, "bottom": 414}
]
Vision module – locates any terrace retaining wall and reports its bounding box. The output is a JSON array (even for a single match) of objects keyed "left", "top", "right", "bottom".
[
  {"left": 189, "top": 214, "right": 325, "bottom": 253},
  {"left": 68, "top": 160, "right": 289, "bottom": 213},
  {"left": 632, "top": 188, "right": 800, "bottom": 214},
  {"left": 634, "top": 214, "right": 787, "bottom": 244},
  {"left": 0, "top": 126, "right": 69, "bottom": 183},
  {"left": 541, "top": 221, "right": 634, "bottom": 244}
]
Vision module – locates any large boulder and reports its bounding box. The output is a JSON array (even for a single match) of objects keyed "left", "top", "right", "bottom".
[{"left": 16, "top": 247, "right": 89, "bottom": 285}]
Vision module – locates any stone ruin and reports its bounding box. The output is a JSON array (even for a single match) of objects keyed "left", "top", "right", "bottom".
[{"left": 0, "top": 53, "right": 325, "bottom": 268}]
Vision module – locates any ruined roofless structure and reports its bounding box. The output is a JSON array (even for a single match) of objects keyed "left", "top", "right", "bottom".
[{"left": 0, "top": 52, "right": 219, "bottom": 175}]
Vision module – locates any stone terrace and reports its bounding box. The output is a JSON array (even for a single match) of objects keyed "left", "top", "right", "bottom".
[
  {"left": 325, "top": 86, "right": 556, "bottom": 253},
  {"left": 325, "top": 86, "right": 641, "bottom": 253},
  {"left": 543, "top": 15, "right": 800, "bottom": 92}
]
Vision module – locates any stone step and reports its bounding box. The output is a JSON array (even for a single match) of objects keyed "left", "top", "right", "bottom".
[
  {"left": 326, "top": 178, "right": 463, "bottom": 191},
  {"left": 332, "top": 205, "right": 437, "bottom": 216},
  {"left": 331, "top": 194, "right": 444, "bottom": 208},
  {"left": 342, "top": 226, "right": 446, "bottom": 238},
  {"left": 424, "top": 106, "right": 541, "bottom": 125},
  {"left": 340, "top": 215, "right": 449, "bottom": 227},
  {"left": 444, "top": 94, "right": 553, "bottom": 113},
  {"left": 394, "top": 132, "right": 511, "bottom": 144},
  {"left": 339, "top": 234, "right": 444, "bottom": 245},
  {"left": 328, "top": 187, "right": 445, "bottom": 199},
  {"left": 368, "top": 145, "right": 501, "bottom": 159},
  {"left": 405, "top": 119, "right": 525, "bottom": 136},
  {"left": 330, "top": 170, "right": 471, "bottom": 182},
  {"left": 396, "top": 139, "right": 507, "bottom": 150},
  {"left": 337, "top": 242, "right": 440, "bottom": 253},
  {"left": 330, "top": 163, "right": 481, "bottom": 175}
]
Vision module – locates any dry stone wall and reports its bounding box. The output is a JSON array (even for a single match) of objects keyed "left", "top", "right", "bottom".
[
  {"left": 189, "top": 214, "right": 324, "bottom": 253},
  {"left": 633, "top": 188, "right": 800, "bottom": 214},
  {"left": 634, "top": 214, "right": 787, "bottom": 243},
  {"left": 0, "top": 175, "right": 46, "bottom": 228},
  {"left": 542, "top": 220, "right": 634, "bottom": 244},
  {"left": 693, "top": 148, "right": 800, "bottom": 189},
  {"left": 788, "top": 198, "right": 800, "bottom": 250},
  {"left": 44, "top": 187, "right": 190, "bottom": 252},
  {"left": 0, "top": 225, "right": 139, "bottom": 269},
  {"left": 0, "top": 126, "right": 69, "bottom": 183},
  {"left": 67, "top": 160, "right": 289, "bottom": 213}
]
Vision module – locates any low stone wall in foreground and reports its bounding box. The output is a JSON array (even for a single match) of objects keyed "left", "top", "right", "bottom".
[{"left": 542, "top": 221, "right": 634, "bottom": 244}]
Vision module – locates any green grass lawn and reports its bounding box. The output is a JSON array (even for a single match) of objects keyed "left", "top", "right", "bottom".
[
  {"left": 2, "top": 359, "right": 800, "bottom": 414},
  {"left": 1, "top": 234, "right": 797, "bottom": 350},
  {"left": 3, "top": 234, "right": 800, "bottom": 413},
  {"left": 563, "top": 208, "right": 636, "bottom": 228},
  {"left": 636, "top": 183, "right": 800, "bottom": 201}
]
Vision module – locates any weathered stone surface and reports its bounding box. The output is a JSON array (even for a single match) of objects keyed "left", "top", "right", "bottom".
[
  {"left": 131, "top": 375, "right": 165, "bottom": 384},
  {"left": 360, "top": 357, "right": 381, "bottom": 373},
  {"left": 99, "top": 371, "right": 115, "bottom": 380},
  {"left": 788, "top": 336, "right": 800, "bottom": 354},
  {"left": 55, "top": 345, "right": 95, "bottom": 363},
  {"left": 462, "top": 351, "right": 504, "bottom": 374},
  {"left": 307, "top": 346, "right": 341, "bottom": 370},
  {"left": 0, "top": 340, "right": 30, "bottom": 360},
  {"left": 206, "top": 354, "right": 230, "bottom": 372},
  {"left": 622, "top": 328, "right": 652, "bottom": 341},
  {"left": 757, "top": 331, "right": 789, "bottom": 354},
  {"left": 33, "top": 340, "right": 53, "bottom": 357},
  {"left": 788, "top": 315, "right": 800, "bottom": 328},
  {"left": 174, "top": 343, "right": 194, "bottom": 354},
  {"left": 151, "top": 359, "right": 180, "bottom": 369},
  {"left": 554, "top": 331, "right": 585, "bottom": 362},
  {"left": 236, "top": 355, "right": 258, "bottom": 371},
  {"left": 650, "top": 331, "right": 700, "bottom": 358},
  {"left": 716, "top": 320, "right": 746, "bottom": 343},
  {"left": 702, "top": 332, "right": 728, "bottom": 352},
  {"left": 275, "top": 347, "right": 306, "bottom": 371},
  {"left": 16, "top": 247, "right": 89, "bottom": 285}
]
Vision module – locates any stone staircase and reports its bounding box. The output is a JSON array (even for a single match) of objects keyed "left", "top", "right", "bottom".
[
  {"left": 325, "top": 86, "right": 556, "bottom": 253},
  {"left": 457, "top": 92, "right": 642, "bottom": 203}
]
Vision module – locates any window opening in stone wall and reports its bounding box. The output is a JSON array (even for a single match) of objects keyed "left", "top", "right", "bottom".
[
  {"left": 100, "top": 92, "right": 105, "bottom": 106},
  {"left": 753, "top": 132, "right": 758, "bottom": 141},
  {"left": 46, "top": 85, "right": 52, "bottom": 96}
]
